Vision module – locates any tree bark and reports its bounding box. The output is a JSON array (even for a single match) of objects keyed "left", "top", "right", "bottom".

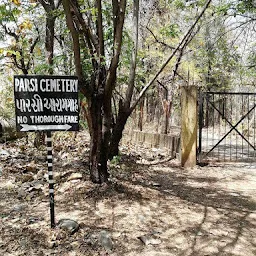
[
  {"left": 89, "top": 93, "right": 109, "bottom": 183},
  {"left": 45, "top": 16, "right": 55, "bottom": 73}
]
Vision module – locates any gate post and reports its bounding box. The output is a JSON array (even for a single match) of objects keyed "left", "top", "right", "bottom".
[{"left": 180, "top": 85, "right": 197, "bottom": 168}]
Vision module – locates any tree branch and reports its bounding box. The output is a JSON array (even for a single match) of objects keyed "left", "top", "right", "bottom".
[
  {"left": 26, "top": 29, "right": 40, "bottom": 70},
  {"left": 56, "top": 0, "right": 62, "bottom": 8},
  {"left": 1, "top": 23, "right": 19, "bottom": 41},
  {"left": 38, "top": 0, "right": 51, "bottom": 12},
  {"left": 62, "top": 0, "right": 85, "bottom": 92},
  {"left": 130, "top": 0, "right": 212, "bottom": 111},
  {"left": 124, "top": 0, "right": 139, "bottom": 109},
  {"left": 171, "top": 28, "right": 196, "bottom": 84},
  {"left": 146, "top": 26, "right": 175, "bottom": 50},
  {"left": 69, "top": 0, "right": 99, "bottom": 53},
  {"left": 105, "top": 0, "right": 127, "bottom": 96},
  {"left": 96, "top": 0, "right": 105, "bottom": 59}
]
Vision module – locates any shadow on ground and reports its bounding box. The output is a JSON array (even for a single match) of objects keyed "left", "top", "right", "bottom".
[
  {"left": 52, "top": 152, "right": 256, "bottom": 255},
  {"left": 1, "top": 142, "right": 255, "bottom": 256}
]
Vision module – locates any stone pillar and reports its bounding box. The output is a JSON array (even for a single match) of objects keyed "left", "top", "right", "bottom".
[{"left": 181, "top": 86, "right": 197, "bottom": 167}]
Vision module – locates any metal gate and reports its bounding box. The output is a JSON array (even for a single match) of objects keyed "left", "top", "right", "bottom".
[{"left": 198, "top": 91, "right": 256, "bottom": 163}]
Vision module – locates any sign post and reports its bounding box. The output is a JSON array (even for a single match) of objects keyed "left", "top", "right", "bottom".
[
  {"left": 14, "top": 75, "right": 79, "bottom": 228},
  {"left": 46, "top": 131, "right": 55, "bottom": 228}
]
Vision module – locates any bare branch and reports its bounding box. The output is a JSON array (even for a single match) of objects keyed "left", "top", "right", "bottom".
[
  {"left": 124, "top": 0, "right": 139, "bottom": 109},
  {"left": 105, "top": 0, "right": 127, "bottom": 96},
  {"left": 146, "top": 26, "right": 175, "bottom": 50},
  {"left": 157, "top": 80, "right": 168, "bottom": 92},
  {"left": 171, "top": 28, "right": 196, "bottom": 84},
  {"left": 62, "top": 1, "right": 83, "bottom": 80},
  {"left": 26, "top": 29, "right": 40, "bottom": 70},
  {"left": 96, "top": 0, "right": 105, "bottom": 58},
  {"left": 69, "top": 0, "right": 99, "bottom": 52},
  {"left": 1, "top": 24, "right": 19, "bottom": 41},
  {"left": 130, "top": 0, "right": 212, "bottom": 111}
]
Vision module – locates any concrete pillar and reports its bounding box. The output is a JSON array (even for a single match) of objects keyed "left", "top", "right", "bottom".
[{"left": 181, "top": 86, "right": 197, "bottom": 167}]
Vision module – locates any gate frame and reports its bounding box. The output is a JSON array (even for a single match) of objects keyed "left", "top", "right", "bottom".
[
  {"left": 198, "top": 91, "right": 256, "bottom": 163},
  {"left": 180, "top": 85, "right": 198, "bottom": 168}
]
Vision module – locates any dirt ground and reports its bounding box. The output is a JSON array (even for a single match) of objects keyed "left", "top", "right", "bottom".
[{"left": 0, "top": 131, "right": 255, "bottom": 256}]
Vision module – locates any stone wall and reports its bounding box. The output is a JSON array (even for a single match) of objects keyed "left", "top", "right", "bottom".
[{"left": 123, "top": 130, "right": 180, "bottom": 158}]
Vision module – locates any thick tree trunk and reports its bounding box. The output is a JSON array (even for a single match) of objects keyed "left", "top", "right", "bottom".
[
  {"left": 89, "top": 65, "right": 110, "bottom": 183},
  {"left": 89, "top": 94, "right": 109, "bottom": 183},
  {"left": 63, "top": 0, "right": 126, "bottom": 183}
]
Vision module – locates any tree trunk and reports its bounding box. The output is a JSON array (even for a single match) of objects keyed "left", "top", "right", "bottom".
[
  {"left": 138, "top": 97, "right": 145, "bottom": 131},
  {"left": 107, "top": 0, "right": 139, "bottom": 159},
  {"left": 109, "top": 102, "right": 130, "bottom": 158},
  {"left": 45, "top": 16, "right": 55, "bottom": 73},
  {"left": 36, "top": 1, "right": 57, "bottom": 148},
  {"left": 164, "top": 100, "right": 172, "bottom": 134},
  {"left": 89, "top": 94, "right": 109, "bottom": 183}
]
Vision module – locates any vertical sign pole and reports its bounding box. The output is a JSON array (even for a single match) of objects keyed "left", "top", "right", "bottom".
[{"left": 46, "top": 131, "right": 55, "bottom": 228}]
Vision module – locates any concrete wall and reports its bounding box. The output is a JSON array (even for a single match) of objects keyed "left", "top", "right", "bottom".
[{"left": 124, "top": 130, "right": 180, "bottom": 158}]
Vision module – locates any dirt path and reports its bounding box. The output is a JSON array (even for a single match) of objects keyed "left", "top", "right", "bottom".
[{"left": 0, "top": 132, "right": 255, "bottom": 255}]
